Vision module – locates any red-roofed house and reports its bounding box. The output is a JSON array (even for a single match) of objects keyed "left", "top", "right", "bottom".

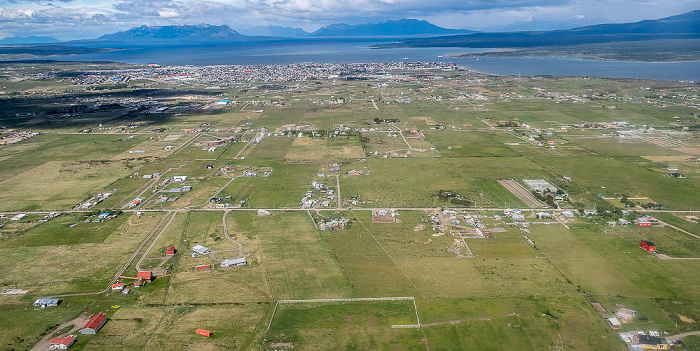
[
  {"left": 137, "top": 271, "right": 153, "bottom": 281},
  {"left": 80, "top": 313, "right": 108, "bottom": 335},
  {"left": 49, "top": 336, "right": 77, "bottom": 349},
  {"left": 111, "top": 282, "right": 125, "bottom": 291},
  {"left": 166, "top": 246, "right": 176, "bottom": 256}
]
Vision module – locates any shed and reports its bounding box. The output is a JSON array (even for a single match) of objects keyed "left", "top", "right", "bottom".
[
  {"left": 641, "top": 240, "right": 656, "bottom": 253},
  {"left": 194, "top": 264, "right": 211, "bottom": 271},
  {"left": 166, "top": 246, "right": 176, "bottom": 256},
  {"left": 80, "top": 313, "right": 108, "bottom": 335},
  {"left": 49, "top": 336, "right": 77, "bottom": 349},
  {"left": 195, "top": 328, "right": 213, "bottom": 337},
  {"left": 607, "top": 317, "right": 621, "bottom": 329}
]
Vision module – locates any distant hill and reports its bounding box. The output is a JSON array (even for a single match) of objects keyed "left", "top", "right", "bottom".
[
  {"left": 0, "top": 36, "right": 61, "bottom": 44},
  {"left": 310, "top": 19, "right": 474, "bottom": 37},
  {"left": 380, "top": 10, "right": 700, "bottom": 48},
  {"left": 98, "top": 24, "right": 245, "bottom": 42},
  {"left": 237, "top": 25, "right": 308, "bottom": 37}
]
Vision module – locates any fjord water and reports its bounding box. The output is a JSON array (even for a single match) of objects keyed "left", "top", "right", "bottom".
[{"left": 45, "top": 38, "right": 700, "bottom": 81}]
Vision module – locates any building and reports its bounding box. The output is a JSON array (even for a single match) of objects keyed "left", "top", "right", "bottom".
[
  {"left": 607, "top": 317, "right": 621, "bottom": 329},
  {"left": 192, "top": 245, "right": 211, "bottom": 255},
  {"left": 173, "top": 176, "right": 188, "bottom": 182},
  {"left": 166, "top": 246, "right": 176, "bottom": 256},
  {"left": 137, "top": 271, "right": 153, "bottom": 282},
  {"left": 638, "top": 217, "right": 653, "bottom": 227},
  {"left": 34, "top": 297, "right": 60, "bottom": 308},
  {"left": 221, "top": 257, "right": 247, "bottom": 268},
  {"left": 535, "top": 212, "right": 552, "bottom": 219},
  {"left": 638, "top": 334, "right": 669, "bottom": 350},
  {"left": 111, "top": 283, "right": 126, "bottom": 291},
  {"left": 195, "top": 328, "right": 213, "bottom": 337},
  {"left": 80, "top": 313, "right": 108, "bottom": 335},
  {"left": 616, "top": 308, "right": 636, "bottom": 323},
  {"left": 11, "top": 213, "right": 28, "bottom": 221},
  {"left": 98, "top": 212, "right": 111, "bottom": 219},
  {"left": 194, "top": 264, "right": 211, "bottom": 271},
  {"left": 641, "top": 240, "right": 656, "bottom": 253},
  {"left": 49, "top": 336, "right": 77, "bottom": 349}
]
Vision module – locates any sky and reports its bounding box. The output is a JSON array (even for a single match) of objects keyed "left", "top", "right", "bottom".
[{"left": 0, "top": 0, "right": 697, "bottom": 40}]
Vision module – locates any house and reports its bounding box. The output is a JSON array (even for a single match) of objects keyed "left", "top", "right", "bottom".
[
  {"left": 137, "top": 271, "right": 153, "bottom": 282},
  {"left": 641, "top": 240, "right": 656, "bottom": 253},
  {"left": 195, "top": 328, "right": 213, "bottom": 337},
  {"left": 80, "top": 313, "right": 108, "bottom": 335},
  {"left": 638, "top": 335, "right": 669, "bottom": 350},
  {"left": 165, "top": 246, "right": 176, "bottom": 256},
  {"left": 221, "top": 258, "right": 247, "bottom": 268},
  {"left": 607, "top": 317, "right": 621, "bottom": 329},
  {"left": 192, "top": 245, "right": 211, "bottom": 255},
  {"left": 111, "top": 283, "right": 126, "bottom": 291},
  {"left": 511, "top": 213, "right": 525, "bottom": 222},
  {"left": 173, "top": 176, "right": 188, "bottom": 182},
  {"left": 34, "top": 297, "right": 60, "bottom": 308},
  {"left": 49, "top": 336, "right": 77, "bottom": 349}
]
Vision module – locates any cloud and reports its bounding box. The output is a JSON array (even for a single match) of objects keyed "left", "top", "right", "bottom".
[{"left": 0, "top": 0, "right": 697, "bottom": 40}]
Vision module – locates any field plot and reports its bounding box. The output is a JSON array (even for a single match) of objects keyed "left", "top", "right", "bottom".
[
  {"left": 285, "top": 137, "right": 364, "bottom": 162},
  {"left": 0, "top": 212, "right": 165, "bottom": 295},
  {"left": 265, "top": 300, "right": 423, "bottom": 350},
  {"left": 472, "top": 179, "right": 528, "bottom": 208},
  {"left": 244, "top": 163, "right": 319, "bottom": 208},
  {"left": 344, "top": 157, "right": 545, "bottom": 208},
  {"left": 424, "top": 131, "right": 519, "bottom": 157},
  {"left": 0, "top": 160, "right": 143, "bottom": 211},
  {"left": 418, "top": 296, "right": 622, "bottom": 351},
  {"left": 0, "top": 134, "right": 146, "bottom": 182},
  {"left": 534, "top": 156, "right": 700, "bottom": 210}
]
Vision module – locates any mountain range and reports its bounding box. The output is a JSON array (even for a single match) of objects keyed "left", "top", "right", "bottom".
[
  {"left": 93, "top": 19, "right": 474, "bottom": 42},
  {"left": 380, "top": 10, "right": 700, "bottom": 48}
]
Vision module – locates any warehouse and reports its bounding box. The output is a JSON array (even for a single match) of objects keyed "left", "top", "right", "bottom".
[
  {"left": 221, "top": 257, "right": 247, "bottom": 267},
  {"left": 80, "top": 313, "right": 108, "bottom": 335}
]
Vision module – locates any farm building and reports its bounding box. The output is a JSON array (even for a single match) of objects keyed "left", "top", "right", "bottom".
[
  {"left": 535, "top": 212, "right": 552, "bottom": 219},
  {"left": 194, "top": 264, "right": 211, "bottom": 271},
  {"left": 137, "top": 271, "right": 154, "bottom": 282},
  {"left": 98, "top": 212, "right": 111, "bottom": 219},
  {"left": 638, "top": 217, "right": 653, "bottom": 226},
  {"left": 10, "top": 213, "right": 27, "bottom": 221},
  {"left": 523, "top": 179, "right": 558, "bottom": 193},
  {"left": 192, "top": 245, "right": 211, "bottom": 255},
  {"left": 173, "top": 176, "right": 188, "bottom": 182},
  {"left": 34, "top": 297, "right": 60, "bottom": 308},
  {"left": 80, "top": 313, "right": 108, "bottom": 335},
  {"left": 196, "top": 329, "right": 213, "bottom": 337},
  {"left": 166, "top": 246, "right": 176, "bottom": 255},
  {"left": 607, "top": 317, "right": 621, "bottom": 329},
  {"left": 221, "top": 257, "right": 247, "bottom": 268},
  {"left": 111, "top": 283, "right": 126, "bottom": 291},
  {"left": 49, "top": 336, "right": 77, "bottom": 349},
  {"left": 641, "top": 241, "right": 656, "bottom": 253}
]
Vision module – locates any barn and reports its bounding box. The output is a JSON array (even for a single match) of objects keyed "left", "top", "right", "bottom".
[
  {"left": 641, "top": 240, "right": 656, "bottom": 253},
  {"left": 80, "top": 313, "right": 108, "bottom": 335}
]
